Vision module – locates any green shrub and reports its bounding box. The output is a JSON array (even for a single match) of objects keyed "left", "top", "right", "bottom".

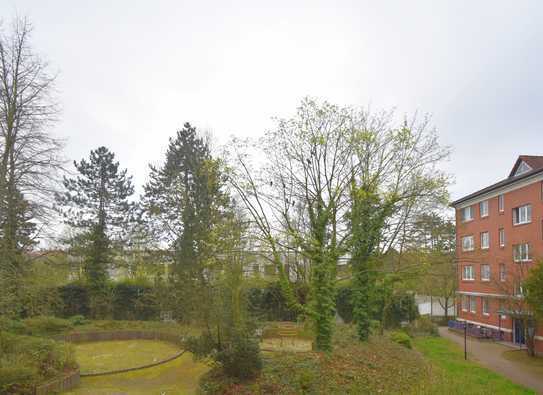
[
  {"left": 68, "top": 315, "right": 89, "bottom": 326},
  {"left": 0, "top": 331, "right": 76, "bottom": 393},
  {"left": 390, "top": 331, "right": 412, "bottom": 349},
  {"left": 22, "top": 316, "right": 73, "bottom": 336},
  {"left": 406, "top": 316, "right": 438, "bottom": 337},
  {"left": 0, "top": 361, "right": 37, "bottom": 395},
  {"left": 217, "top": 334, "right": 262, "bottom": 380},
  {"left": 0, "top": 317, "right": 26, "bottom": 334},
  {"left": 58, "top": 282, "right": 90, "bottom": 317},
  {"left": 369, "top": 319, "right": 381, "bottom": 335}
]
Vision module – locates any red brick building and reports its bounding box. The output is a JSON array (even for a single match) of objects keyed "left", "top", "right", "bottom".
[{"left": 452, "top": 155, "right": 543, "bottom": 354}]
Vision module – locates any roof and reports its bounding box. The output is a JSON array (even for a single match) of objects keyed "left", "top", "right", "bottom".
[
  {"left": 508, "top": 155, "right": 543, "bottom": 177},
  {"left": 451, "top": 155, "right": 543, "bottom": 207}
]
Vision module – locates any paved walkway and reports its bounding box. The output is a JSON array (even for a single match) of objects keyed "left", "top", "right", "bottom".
[{"left": 438, "top": 327, "right": 543, "bottom": 394}]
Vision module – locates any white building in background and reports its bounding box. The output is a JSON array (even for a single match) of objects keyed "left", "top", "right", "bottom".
[{"left": 416, "top": 295, "right": 456, "bottom": 318}]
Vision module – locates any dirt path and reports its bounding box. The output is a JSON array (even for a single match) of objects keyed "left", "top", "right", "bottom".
[{"left": 438, "top": 327, "right": 543, "bottom": 394}]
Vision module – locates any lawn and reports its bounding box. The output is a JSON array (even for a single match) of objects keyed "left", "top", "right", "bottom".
[
  {"left": 65, "top": 351, "right": 209, "bottom": 395},
  {"left": 75, "top": 339, "right": 181, "bottom": 374},
  {"left": 413, "top": 336, "right": 536, "bottom": 395}
]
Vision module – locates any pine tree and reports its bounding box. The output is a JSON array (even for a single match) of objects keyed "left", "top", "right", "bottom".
[
  {"left": 141, "top": 123, "right": 229, "bottom": 321},
  {"left": 57, "top": 147, "right": 135, "bottom": 316}
]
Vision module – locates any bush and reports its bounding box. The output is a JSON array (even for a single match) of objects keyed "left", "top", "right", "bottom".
[
  {"left": 0, "top": 317, "right": 26, "bottom": 334},
  {"left": 336, "top": 286, "right": 354, "bottom": 323},
  {"left": 406, "top": 316, "right": 438, "bottom": 337},
  {"left": 369, "top": 319, "right": 381, "bottom": 335},
  {"left": 68, "top": 315, "right": 89, "bottom": 326},
  {"left": 113, "top": 280, "right": 158, "bottom": 321},
  {"left": 383, "top": 293, "right": 419, "bottom": 329},
  {"left": 0, "top": 361, "right": 37, "bottom": 395},
  {"left": 390, "top": 331, "right": 412, "bottom": 349},
  {"left": 217, "top": 334, "right": 262, "bottom": 380},
  {"left": 247, "top": 282, "right": 305, "bottom": 322},
  {"left": 22, "top": 316, "right": 73, "bottom": 336},
  {"left": 58, "top": 282, "right": 90, "bottom": 317},
  {"left": 0, "top": 331, "right": 76, "bottom": 394}
]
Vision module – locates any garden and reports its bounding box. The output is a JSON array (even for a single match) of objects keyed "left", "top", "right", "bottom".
[{"left": 1, "top": 17, "right": 543, "bottom": 394}]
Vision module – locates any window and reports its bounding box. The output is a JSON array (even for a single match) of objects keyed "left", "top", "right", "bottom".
[
  {"left": 515, "top": 283, "right": 525, "bottom": 297},
  {"left": 513, "top": 204, "right": 532, "bottom": 225},
  {"left": 462, "top": 235, "right": 474, "bottom": 251},
  {"left": 469, "top": 296, "right": 477, "bottom": 313},
  {"left": 515, "top": 161, "right": 532, "bottom": 176},
  {"left": 499, "top": 228, "right": 505, "bottom": 247},
  {"left": 498, "top": 194, "right": 504, "bottom": 212},
  {"left": 513, "top": 243, "right": 531, "bottom": 262},
  {"left": 462, "top": 296, "right": 468, "bottom": 312},
  {"left": 463, "top": 265, "right": 475, "bottom": 280},
  {"left": 480, "top": 200, "right": 489, "bottom": 217},
  {"left": 480, "top": 232, "right": 489, "bottom": 249},
  {"left": 498, "top": 301, "right": 507, "bottom": 319},
  {"left": 461, "top": 206, "right": 474, "bottom": 222},
  {"left": 481, "top": 264, "right": 491, "bottom": 281},
  {"left": 482, "top": 298, "right": 490, "bottom": 316},
  {"left": 499, "top": 263, "right": 506, "bottom": 282}
]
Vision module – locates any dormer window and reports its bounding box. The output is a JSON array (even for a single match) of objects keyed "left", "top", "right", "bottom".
[{"left": 514, "top": 161, "right": 532, "bottom": 176}]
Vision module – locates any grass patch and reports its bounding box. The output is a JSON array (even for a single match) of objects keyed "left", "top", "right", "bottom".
[
  {"left": 65, "top": 351, "right": 209, "bottom": 395},
  {"left": 413, "top": 336, "right": 535, "bottom": 394},
  {"left": 502, "top": 350, "right": 543, "bottom": 378},
  {"left": 75, "top": 339, "right": 181, "bottom": 374}
]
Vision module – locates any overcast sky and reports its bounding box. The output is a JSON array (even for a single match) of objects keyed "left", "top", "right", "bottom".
[{"left": 1, "top": 0, "right": 542, "bottom": 203}]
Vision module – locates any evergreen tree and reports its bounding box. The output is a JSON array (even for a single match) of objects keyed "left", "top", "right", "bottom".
[
  {"left": 141, "top": 123, "right": 229, "bottom": 321},
  {"left": 57, "top": 146, "right": 135, "bottom": 316}
]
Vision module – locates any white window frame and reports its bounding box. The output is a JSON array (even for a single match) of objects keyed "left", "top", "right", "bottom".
[
  {"left": 462, "top": 296, "right": 468, "bottom": 312},
  {"left": 480, "top": 232, "right": 490, "bottom": 249},
  {"left": 499, "top": 228, "right": 505, "bottom": 247},
  {"left": 463, "top": 265, "right": 475, "bottom": 281},
  {"left": 482, "top": 298, "right": 490, "bottom": 316},
  {"left": 513, "top": 204, "right": 532, "bottom": 225},
  {"left": 513, "top": 243, "right": 531, "bottom": 262},
  {"left": 480, "top": 200, "right": 489, "bottom": 218},
  {"left": 498, "top": 194, "right": 504, "bottom": 213},
  {"left": 461, "top": 206, "right": 474, "bottom": 222},
  {"left": 481, "top": 264, "right": 491, "bottom": 281},
  {"left": 499, "top": 263, "right": 506, "bottom": 282},
  {"left": 462, "top": 235, "right": 475, "bottom": 252},
  {"left": 469, "top": 296, "right": 477, "bottom": 313}
]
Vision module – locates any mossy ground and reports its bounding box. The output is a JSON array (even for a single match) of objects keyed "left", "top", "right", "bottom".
[
  {"left": 75, "top": 339, "right": 182, "bottom": 374},
  {"left": 65, "top": 352, "right": 209, "bottom": 395}
]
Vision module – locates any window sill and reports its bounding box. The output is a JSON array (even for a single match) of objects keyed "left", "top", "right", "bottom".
[
  {"left": 513, "top": 222, "right": 531, "bottom": 227},
  {"left": 462, "top": 279, "right": 475, "bottom": 282},
  {"left": 483, "top": 313, "right": 490, "bottom": 317},
  {"left": 481, "top": 247, "right": 489, "bottom": 251},
  {"left": 481, "top": 279, "right": 491, "bottom": 282}
]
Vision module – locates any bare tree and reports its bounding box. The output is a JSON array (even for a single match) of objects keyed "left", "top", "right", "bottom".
[
  {"left": 0, "top": 16, "right": 63, "bottom": 263},
  {"left": 0, "top": 16, "right": 64, "bottom": 317}
]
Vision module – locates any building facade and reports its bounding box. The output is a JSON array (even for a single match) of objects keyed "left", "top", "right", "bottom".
[{"left": 452, "top": 156, "right": 543, "bottom": 354}]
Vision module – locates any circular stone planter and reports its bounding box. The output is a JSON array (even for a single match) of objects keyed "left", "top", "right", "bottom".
[{"left": 59, "top": 330, "right": 185, "bottom": 377}]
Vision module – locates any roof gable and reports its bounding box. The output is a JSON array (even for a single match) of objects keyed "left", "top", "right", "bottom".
[{"left": 509, "top": 155, "right": 543, "bottom": 178}]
